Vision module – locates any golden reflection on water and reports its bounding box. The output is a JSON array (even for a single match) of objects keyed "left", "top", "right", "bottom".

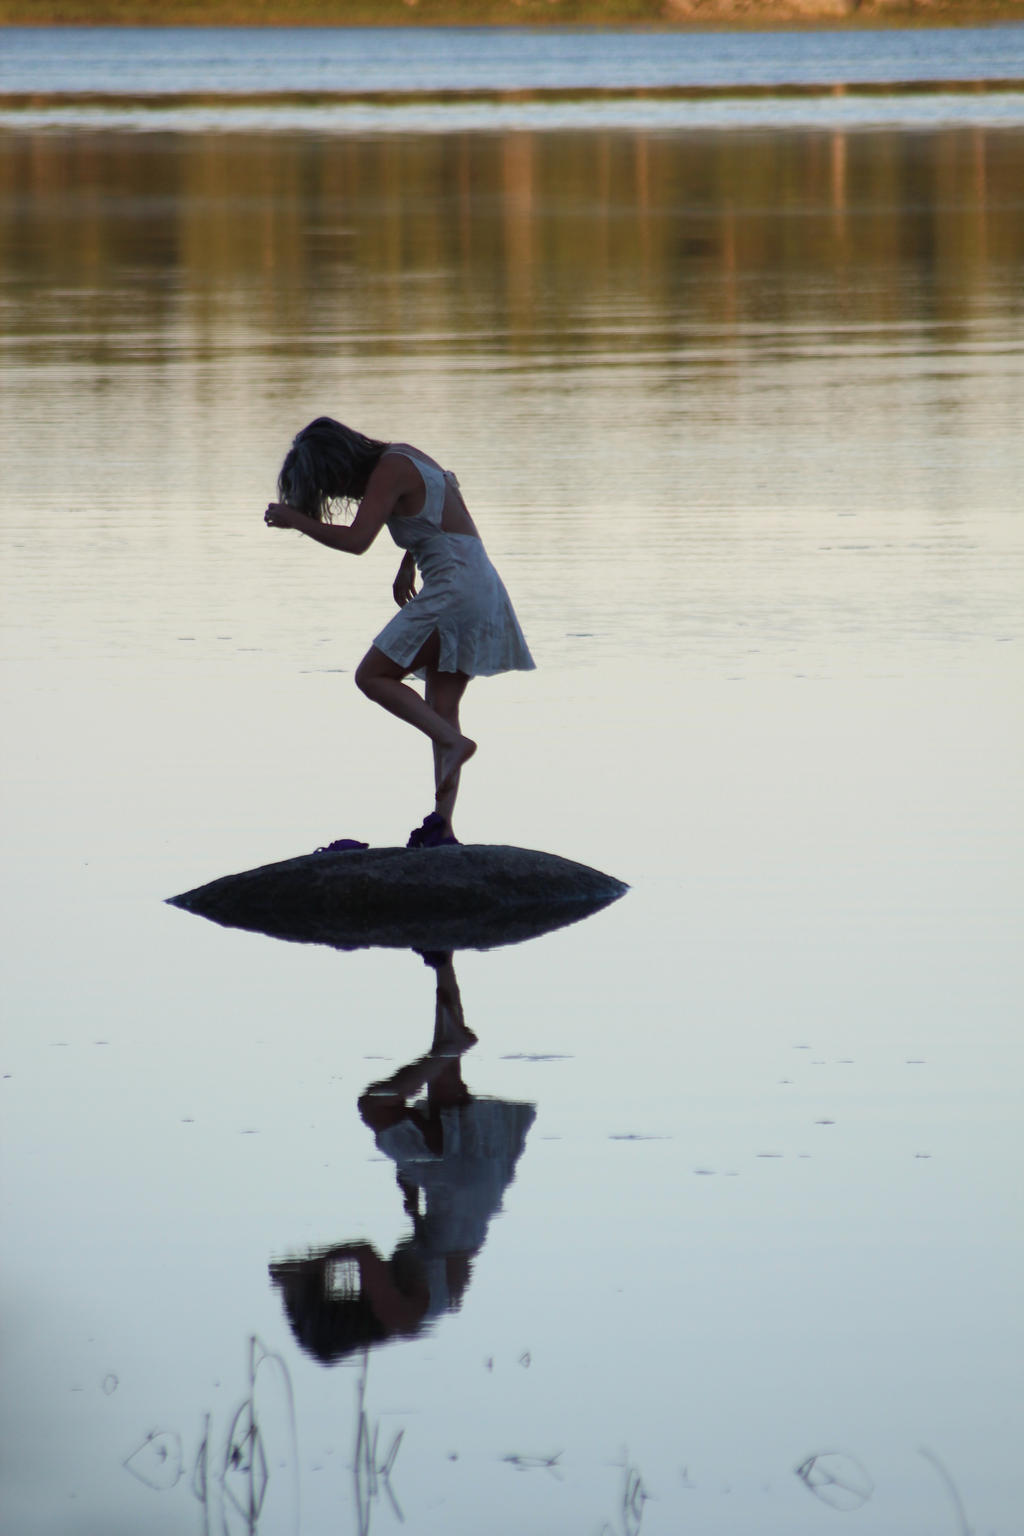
[
  {"left": 2, "top": 126, "right": 1022, "bottom": 355},
  {"left": 2, "top": 123, "right": 1022, "bottom": 686}
]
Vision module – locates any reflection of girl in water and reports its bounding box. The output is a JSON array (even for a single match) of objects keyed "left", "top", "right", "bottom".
[{"left": 270, "top": 955, "right": 535, "bottom": 1364}]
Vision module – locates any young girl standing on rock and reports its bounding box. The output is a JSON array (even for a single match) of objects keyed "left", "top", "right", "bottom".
[{"left": 264, "top": 418, "right": 534, "bottom": 846}]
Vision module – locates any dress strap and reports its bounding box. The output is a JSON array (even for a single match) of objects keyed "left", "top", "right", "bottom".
[{"left": 383, "top": 448, "right": 445, "bottom": 526}]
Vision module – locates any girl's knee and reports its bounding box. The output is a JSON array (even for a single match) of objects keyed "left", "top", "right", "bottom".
[{"left": 354, "top": 650, "right": 382, "bottom": 695}]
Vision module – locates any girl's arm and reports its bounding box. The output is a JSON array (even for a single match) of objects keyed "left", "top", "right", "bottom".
[
  {"left": 393, "top": 551, "right": 417, "bottom": 606},
  {"left": 263, "top": 452, "right": 412, "bottom": 555},
  {"left": 264, "top": 504, "right": 365, "bottom": 551}
]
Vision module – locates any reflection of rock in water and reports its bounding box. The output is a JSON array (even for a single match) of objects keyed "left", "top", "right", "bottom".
[{"left": 168, "top": 843, "right": 627, "bottom": 952}]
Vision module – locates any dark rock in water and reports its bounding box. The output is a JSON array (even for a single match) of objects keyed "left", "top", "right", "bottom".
[{"left": 167, "top": 844, "right": 628, "bottom": 953}]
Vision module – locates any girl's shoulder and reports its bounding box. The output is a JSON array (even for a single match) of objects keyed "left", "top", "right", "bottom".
[
  {"left": 369, "top": 445, "right": 425, "bottom": 493},
  {"left": 383, "top": 442, "right": 443, "bottom": 474}
]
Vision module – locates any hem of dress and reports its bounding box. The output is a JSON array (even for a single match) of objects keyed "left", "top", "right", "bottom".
[{"left": 373, "top": 634, "right": 536, "bottom": 680}]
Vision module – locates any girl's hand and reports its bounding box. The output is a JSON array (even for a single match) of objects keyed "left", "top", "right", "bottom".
[
  {"left": 264, "top": 502, "right": 298, "bottom": 529},
  {"left": 393, "top": 563, "right": 417, "bottom": 606}
]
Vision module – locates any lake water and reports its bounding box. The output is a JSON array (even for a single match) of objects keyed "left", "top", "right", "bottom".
[
  {"left": 4, "top": 22, "right": 1024, "bottom": 93},
  {"left": 3, "top": 22, "right": 1024, "bottom": 129},
  {"left": 1, "top": 27, "right": 1023, "bottom": 1536}
]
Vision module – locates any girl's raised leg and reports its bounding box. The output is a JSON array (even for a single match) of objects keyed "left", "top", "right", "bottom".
[{"left": 354, "top": 643, "right": 476, "bottom": 812}]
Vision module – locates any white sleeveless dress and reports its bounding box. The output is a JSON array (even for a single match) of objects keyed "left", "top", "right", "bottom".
[
  {"left": 374, "top": 1096, "right": 536, "bottom": 1319},
  {"left": 372, "top": 449, "right": 535, "bottom": 679}
]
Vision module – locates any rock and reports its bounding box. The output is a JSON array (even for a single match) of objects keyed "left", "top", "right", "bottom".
[{"left": 167, "top": 844, "right": 628, "bottom": 953}]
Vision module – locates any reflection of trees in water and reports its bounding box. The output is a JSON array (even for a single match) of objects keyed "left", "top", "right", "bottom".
[
  {"left": 270, "top": 953, "right": 536, "bottom": 1364},
  {"left": 2, "top": 126, "right": 1021, "bottom": 356}
]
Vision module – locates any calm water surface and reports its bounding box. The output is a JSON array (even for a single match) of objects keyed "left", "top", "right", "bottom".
[
  {"left": 3, "top": 23, "right": 1024, "bottom": 93},
  {"left": 1, "top": 102, "right": 1023, "bottom": 1535},
  {"left": 3, "top": 24, "right": 1024, "bottom": 131}
]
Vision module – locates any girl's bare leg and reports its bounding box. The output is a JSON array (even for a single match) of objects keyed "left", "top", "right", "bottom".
[
  {"left": 425, "top": 669, "right": 471, "bottom": 834},
  {"left": 354, "top": 643, "right": 476, "bottom": 807},
  {"left": 429, "top": 953, "right": 477, "bottom": 1051}
]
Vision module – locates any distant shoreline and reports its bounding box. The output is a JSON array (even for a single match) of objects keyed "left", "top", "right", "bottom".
[
  {"left": 4, "top": 2, "right": 1024, "bottom": 29},
  {"left": 3, "top": 78, "right": 1022, "bottom": 107}
]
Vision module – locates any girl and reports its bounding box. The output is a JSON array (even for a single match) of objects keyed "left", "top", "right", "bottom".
[{"left": 264, "top": 418, "right": 534, "bottom": 845}]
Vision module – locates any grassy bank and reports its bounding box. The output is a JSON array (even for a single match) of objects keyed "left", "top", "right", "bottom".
[{"left": 4, "top": 0, "right": 1024, "bottom": 26}]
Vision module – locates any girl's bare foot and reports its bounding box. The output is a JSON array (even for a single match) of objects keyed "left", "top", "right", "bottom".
[
  {"left": 436, "top": 735, "right": 476, "bottom": 800},
  {"left": 431, "top": 1018, "right": 479, "bottom": 1057}
]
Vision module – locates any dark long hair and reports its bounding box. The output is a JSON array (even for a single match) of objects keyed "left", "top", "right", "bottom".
[
  {"left": 277, "top": 417, "right": 388, "bottom": 523},
  {"left": 269, "top": 1242, "right": 427, "bottom": 1364}
]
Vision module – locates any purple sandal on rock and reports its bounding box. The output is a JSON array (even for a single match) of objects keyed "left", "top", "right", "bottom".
[
  {"left": 314, "top": 837, "right": 370, "bottom": 854},
  {"left": 406, "top": 812, "right": 459, "bottom": 849}
]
